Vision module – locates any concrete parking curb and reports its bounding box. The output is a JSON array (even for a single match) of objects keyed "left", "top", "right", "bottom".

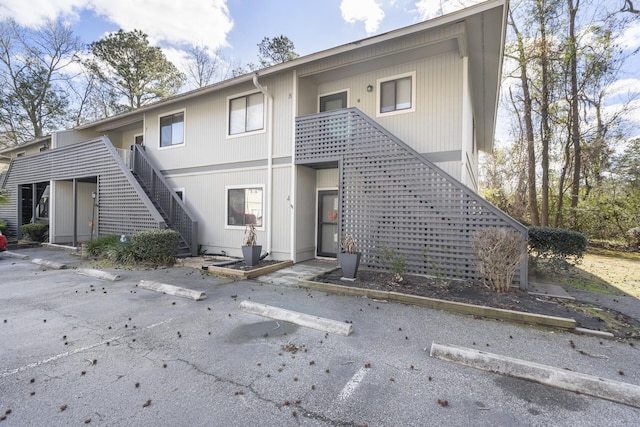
[
  {"left": 430, "top": 342, "right": 640, "bottom": 408},
  {"left": 299, "top": 277, "right": 577, "bottom": 330},
  {"left": 137, "top": 280, "right": 206, "bottom": 301},
  {"left": 75, "top": 268, "right": 122, "bottom": 281},
  {"left": 238, "top": 300, "right": 353, "bottom": 336},
  {"left": 31, "top": 258, "right": 66, "bottom": 269},
  {"left": 2, "top": 251, "right": 29, "bottom": 260}
]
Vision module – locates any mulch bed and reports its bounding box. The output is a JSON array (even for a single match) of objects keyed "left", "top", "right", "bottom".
[
  {"left": 315, "top": 268, "right": 640, "bottom": 340},
  {"left": 209, "top": 259, "right": 282, "bottom": 272}
]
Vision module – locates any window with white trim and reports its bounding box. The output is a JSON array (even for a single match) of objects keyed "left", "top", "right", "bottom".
[
  {"left": 228, "top": 92, "right": 264, "bottom": 136},
  {"left": 160, "top": 111, "right": 184, "bottom": 147},
  {"left": 377, "top": 72, "right": 416, "bottom": 116},
  {"left": 227, "top": 186, "right": 264, "bottom": 227}
]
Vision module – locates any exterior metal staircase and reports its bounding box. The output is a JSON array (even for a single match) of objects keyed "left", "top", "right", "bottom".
[{"left": 129, "top": 145, "right": 198, "bottom": 257}]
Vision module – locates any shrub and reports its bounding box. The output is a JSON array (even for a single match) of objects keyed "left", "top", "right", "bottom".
[
  {"left": 103, "top": 242, "right": 137, "bottom": 264},
  {"left": 472, "top": 228, "right": 526, "bottom": 293},
  {"left": 0, "top": 219, "right": 8, "bottom": 235},
  {"left": 528, "top": 226, "right": 588, "bottom": 266},
  {"left": 627, "top": 227, "right": 640, "bottom": 249},
  {"left": 341, "top": 234, "right": 358, "bottom": 254},
  {"left": 130, "top": 229, "right": 179, "bottom": 264},
  {"left": 84, "top": 235, "right": 120, "bottom": 258},
  {"left": 380, "top": 247, "right": 406, "bottom": 285},
  {"left": 21, "top": 223, "right": 49, "bottom": 242},
  {"left": 0, "top": 188, "right": 9, "bottom": 205}
]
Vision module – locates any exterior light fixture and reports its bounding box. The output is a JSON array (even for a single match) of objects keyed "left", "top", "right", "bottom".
[{"left": 366, "top": 85, "right": 374, "bottom": 92}]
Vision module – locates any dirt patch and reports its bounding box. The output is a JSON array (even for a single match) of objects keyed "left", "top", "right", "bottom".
[{"left": 315, "top": 268, "right": 640, "bottom": 340}]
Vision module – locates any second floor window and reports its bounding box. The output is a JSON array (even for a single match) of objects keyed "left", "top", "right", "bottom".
[
  {"left": 160, "top": 112, "right": 184, "bottom": 147},
  {"left": 229, "top": 93, "right": 264, "bottom": 135},
  {"left": 377, "top": 71, "right": 416, "bottom": 117},
  {"left": 380, "top": 76, "right": 412, "bottom": 113}
]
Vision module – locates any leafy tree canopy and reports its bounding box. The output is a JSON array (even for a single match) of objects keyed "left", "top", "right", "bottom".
[
  {"left": 86, "top": 29, "right": 184, "bottom": 110},
  {"left": 257, "top": 35, "right": 299, "bottom": 68}
]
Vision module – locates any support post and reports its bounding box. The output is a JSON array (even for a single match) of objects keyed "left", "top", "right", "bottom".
[{"left": 72, "top": 178, "right": 78, "bottom": 247}]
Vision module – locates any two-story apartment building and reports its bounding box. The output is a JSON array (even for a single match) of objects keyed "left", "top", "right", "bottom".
[{"left": 0, "top": 0, "right": 528, "bottom": 287}]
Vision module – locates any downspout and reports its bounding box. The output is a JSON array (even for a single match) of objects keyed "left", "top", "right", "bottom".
[
  {"left": 253, "top": 73, "right": 274, "bottom": 257},
  {"left": 289, "top": 70, "right": 298, "bottom": 261}
]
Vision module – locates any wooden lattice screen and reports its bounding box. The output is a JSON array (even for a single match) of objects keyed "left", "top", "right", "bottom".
[
  {"left": 0, "top": 137, "right": 166, "bottom": 239},
  {"left": 296, "top": 108, "right": 528, "bottom": 289}
]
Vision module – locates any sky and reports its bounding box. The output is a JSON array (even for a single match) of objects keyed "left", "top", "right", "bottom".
[
  {"left": 0, "top": 0, "right": 483, "bottom": 73},
  {"left": 0, "top": 0, "right": 638, "bottom": 141}
]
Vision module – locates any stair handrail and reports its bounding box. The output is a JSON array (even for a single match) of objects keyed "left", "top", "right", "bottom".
[{"left": 130, "top": 145, "right": 198, "bottom": 256}]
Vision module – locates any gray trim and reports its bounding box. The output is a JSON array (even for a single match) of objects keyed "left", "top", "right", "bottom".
[
  {"left": 162, "top": 156, "right": 292, "bottom": 176},
  {"left": 421, "top": 150, "right": 461, "bottom": 163}
]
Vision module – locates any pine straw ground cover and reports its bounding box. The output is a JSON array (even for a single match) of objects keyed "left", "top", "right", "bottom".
[{"left": 314, "top": 267, "right": 640, "bottom": 340}]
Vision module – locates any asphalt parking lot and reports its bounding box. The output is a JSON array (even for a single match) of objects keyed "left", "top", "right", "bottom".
[{"left": 1, "top": 248, "right": 639, "bottom": 426}]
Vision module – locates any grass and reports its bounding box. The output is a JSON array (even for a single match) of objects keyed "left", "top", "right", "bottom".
[{"left": 531, "top": 248, "right": 640, "bottom": 297}]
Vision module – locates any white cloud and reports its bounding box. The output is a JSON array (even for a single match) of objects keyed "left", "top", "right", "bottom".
[
  {"left": 340, "top": 0, "right": 385, "bottom": 34},
  {"left": 90, "top": 0, "right": 233, "bottom": 50},
  {"left": 605, "top": 78, "right": 640, "bottom": 99},
  {"left": 0, "top": 0, "right": 88, "bottom": 27},
  {"left": 413, "top": 0, "right": 484, "bottom": 20},
  {"left": 617, "top": 20, "right": 640, "bottom": 51},
  {"left": 0, "top": 0, "right": 233, "bottom": 51}
]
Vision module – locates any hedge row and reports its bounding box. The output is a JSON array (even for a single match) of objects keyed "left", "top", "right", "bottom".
[
  {"left": 84, "top": 229, "right": 179, "bottom": 265},
  {"left": 528, "top": 226, "right": 587, "bottom": 265},
  {"left": 21, "top": 223, "right": 49, "bottom": 242}
]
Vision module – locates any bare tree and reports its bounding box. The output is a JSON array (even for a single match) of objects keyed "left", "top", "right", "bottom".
[
  {"left": 0, "top": 19, "right": 82, "bottom": 145},
  {"left": 185, "top": 46, "right": 224, "bottom": 88},
  {"left": 507, "top": 7, "right": 540, "bottom": 225},
  {"left": 621, "top": 0, "right": 640, "bottom": 14}
]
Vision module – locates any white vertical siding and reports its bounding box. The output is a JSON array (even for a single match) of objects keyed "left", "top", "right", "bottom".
[
  {"left": 144, "top": 73, "right": 294, "bottom": 173},
  {"left": 295, "top": 165, "right": 317, "bottom": 260},
  {"left": 54, "top": 129, "right": 99, "bottom": 148},
  {"left": 316, "top": 169, "right": 338, "bottom": 188},
  {"left": 270, "top": 166, "right": 292, "bottom": 257},
  {"left": 308, "top": 51, "right": 463, "bottom": 158},
  {"left": 166, "top": 164, "right": 292, "bottom": 260}
]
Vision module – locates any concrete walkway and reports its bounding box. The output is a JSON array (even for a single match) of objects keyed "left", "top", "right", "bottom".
[{"left": 254, "top": 259, "right": 338, "bottom": 286}]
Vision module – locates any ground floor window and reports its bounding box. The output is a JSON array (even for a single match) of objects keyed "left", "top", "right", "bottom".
[{"left": 227, "top": 186, "right": 263, "bottom": 227}]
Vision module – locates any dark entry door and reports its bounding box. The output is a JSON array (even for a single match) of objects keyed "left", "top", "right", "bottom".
[{"left": 317, "top": 190, "right": 339, "bottom": 257}]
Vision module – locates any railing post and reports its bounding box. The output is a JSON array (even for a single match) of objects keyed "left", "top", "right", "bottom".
[
  {"left": 150, "top": 170, "right": 155, "bottom": 199},
  {"left": 130, "top": 145, "right": 136, "bottom": 171},
  {"left": 169, "top": 198, "right": 175, "bottom": 226},
  {"left": 191, "top": 221, "right": 198, "bottom": 256}
]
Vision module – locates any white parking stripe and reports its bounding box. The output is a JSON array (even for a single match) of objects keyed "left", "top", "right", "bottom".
[
  {"left": 338, "top": 366, "right": 369, "bottom": 401},
  {"left": 0, "top": 318, "right": 173, "bottom": 378}
]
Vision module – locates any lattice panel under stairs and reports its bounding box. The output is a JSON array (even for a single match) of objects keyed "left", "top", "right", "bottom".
[
  {"left": 0, "top": 137, "right": 166, "bottom": 239},
  {"left": 296, "top": 108, "right": 528, "bottom": 288}
]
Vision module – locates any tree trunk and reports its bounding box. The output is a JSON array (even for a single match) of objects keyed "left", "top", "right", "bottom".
[
  {"left": 511, "top": 12, "right": 540, "bottom": 226},
  {"left": 537, "top": 0, "right": 552, "bottom": 227},
  {"left": 568, "top": 0, "right": 581, "bottom": 227}
]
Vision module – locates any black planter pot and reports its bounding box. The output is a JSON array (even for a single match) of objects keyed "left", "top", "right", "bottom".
[
  {"left": 242, "top": 245, "right": 262, "bottom": 266},
  {"left": 339, "top": 252, "right": 361, "bottom": 279}
]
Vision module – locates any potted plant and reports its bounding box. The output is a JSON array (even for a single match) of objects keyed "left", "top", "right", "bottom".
[
  {"left": 242, "top": 224, "right": 262, "bottom": 266},
  {"left": 339, "top": 234, "right": 361, "bottom": 279}
]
